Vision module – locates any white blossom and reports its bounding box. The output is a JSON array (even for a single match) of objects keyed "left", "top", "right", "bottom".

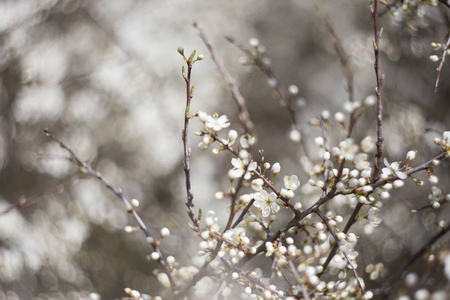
[
  {"left": 360, "top": 136, "right": 375, "bottom": 153},
  {"left": 443, "top": 131, "right": 450, "bottom": 147},
  {"left": 254, "top": 190, "right": 280, "bottom": 217},
  {"left": 205, "top": 114, "right": 230, "bottom": 131},
  {"left": 284, "top": 175, "right": 301, "bottom": 190},
  {"left": 368, "top": 207, "right": 382, "bottom": 227},
  {"left": 354, "top": 153, "right": 370, "bottom": 170},
  {"left": 339, "top": 139, "right": 358, "bottom": 161},
  {"left": 381, "top": 158, "right": 407, "bottom": 180},
  {"left": 240, "top": 134, "right": 255, "bottom": 148},
  {"left": 230, "top": 158, "right": 257, "bottom": 180}
]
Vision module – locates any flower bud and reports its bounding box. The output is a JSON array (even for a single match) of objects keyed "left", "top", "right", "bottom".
[
  {"left": 271, "top": 162, "right": 281, "bottom": 174},
  {"left": 406, "top": 150, "right": 416, "bottom": 161},
  {"left": 335, "top": 112, "right": 345, "bottom": 124}
]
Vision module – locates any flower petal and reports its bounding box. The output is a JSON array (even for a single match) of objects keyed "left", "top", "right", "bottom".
[
  {"left": 396, "top": 171, "right": 407, "bottom": 180},
  {"left": 383, "top": 157, "right": 390, "bottom": 168},
  {"left": 271, "top": 202, "right": 280, "bottom": 213},
  {"left": 262, "top": 206, "right": 270, "bottom": 217}
]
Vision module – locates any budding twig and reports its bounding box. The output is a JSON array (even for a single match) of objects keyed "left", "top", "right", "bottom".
[{"left": 180, "top": 47, "right": 199, "bottom": 229}]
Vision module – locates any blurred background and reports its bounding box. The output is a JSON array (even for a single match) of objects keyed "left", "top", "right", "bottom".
[{"left": 0, "top": 0, "right": 449, "bottom": 299}]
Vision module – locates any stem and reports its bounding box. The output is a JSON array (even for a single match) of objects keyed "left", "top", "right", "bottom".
[
  {"left": 372, "top": 0, "right": 384, "bottom": 181},
  {"left": 182, "top": 58, "right": 199, "bottom": 228}
]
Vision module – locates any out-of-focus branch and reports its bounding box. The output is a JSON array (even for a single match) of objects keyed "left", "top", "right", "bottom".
[
  {"left": 435, "top": 33, "right": 450, "bottom": 92},
  {"left": 439, "top": 0, "right": 450, "bottom": 8},
  {"left": 318, "top": 9, "right": 354, "bottom": 104},
  {"left": 194, "top": 23, "right": 254, "bottom": 134},
  {"left": 0, "top": 176, "right": 83, "bottom": 216},
  {"left": 380, "top": 221, "right": 450, "bottom": 297},
  {"left": 225, "top": 36, "right": 310, "bottom": 157},
  {"left": 43, "top": 129, "right": 176, "bottom": 290}
]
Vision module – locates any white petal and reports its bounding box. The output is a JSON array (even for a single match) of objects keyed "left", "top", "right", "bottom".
[
  {"left": 383, "top": 157, "right": 390, "bottom": 168},
  {"left": 271, "top": 203, "right": 280, "bottom": 213},
  {"left": 231, "top": 158, "right": 241, "bottom": 168},
  {"left": 262, "top": 206, "right": 270, "bottom": 217},
  {"left": 396, "top": 171, "right": 407, "bottom": 180}
]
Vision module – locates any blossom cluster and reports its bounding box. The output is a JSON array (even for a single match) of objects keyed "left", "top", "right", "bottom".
[{"left": 178, "top": 105, "right": 450, "bottom": 299}]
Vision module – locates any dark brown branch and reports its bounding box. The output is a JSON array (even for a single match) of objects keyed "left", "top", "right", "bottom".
[
  {"left": 181, "top": 51, "right": 199, "bottom": 229},
  {"left": 232, "top": 199, "right": 255, "bottom": 229},
  {"left": 314, "top": 208, "right": 365, "bottom": 296},
  {"left": 371, "top": 0, "right": 385, "bottom": 181}
]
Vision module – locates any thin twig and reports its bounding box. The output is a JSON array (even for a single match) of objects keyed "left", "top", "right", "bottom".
[
  {"left": 232, "top": 199, "right": 255, "bottom": 229},
  {"left": 319, "top": 8, "right": 354, "bottom": 104},
  {"left": 435, "top": 33, "right": 450, "bottom": 92},
  {"left": 371, "top": 0, "right": 385, "bottom": 181},
  {"left": 194, "top": 23, "right": 254, "bottom": 134},
  {"left": 380, "top": 221, "right": 450, "bottom": 297},
  {"left": 315, "top": 208, "right": 365, "bottom": 297},
  {"left": 225, "top": 36, "right": 310, "bottom": 157},
  {"left": 43, "top": 129, "right": 176, "bottom": 290},
  {"left": 0, "top": 176, "right": 83, "bottom": 216},
  {"left": 181, "top": 50, "right": 200, "bottom": 229}
]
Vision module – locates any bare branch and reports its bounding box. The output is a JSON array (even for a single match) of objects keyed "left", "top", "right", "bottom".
[
  {"left": 43, "top": 129, "right": 177, "bottom": 290},
  {"left": 0, "top": 176, "right": 83, "bottom": 216}
]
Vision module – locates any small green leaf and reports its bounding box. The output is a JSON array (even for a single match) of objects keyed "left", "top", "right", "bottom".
[{"left": 189, "top": 50, "right": 197, "bottom": 62}]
